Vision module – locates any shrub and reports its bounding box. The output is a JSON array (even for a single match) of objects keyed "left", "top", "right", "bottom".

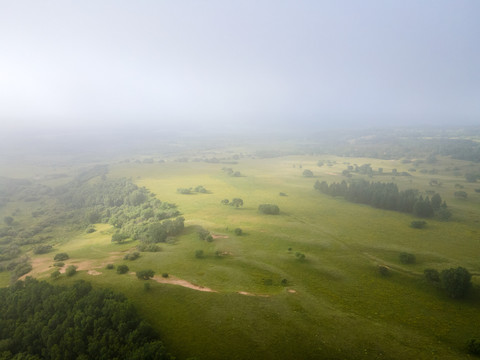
[
  {"left": 54, "top": 253, "right": 69, "bottom": 261},
  {"left": 467, "top": 338, "right": 480, "bottom": 356},
  {"left": 198, "top": 228, "right": 210, "bottom": 240},
  {"left": 279, "top": 192, "right": 287, "bottom": 196},
  {"left": 124, "top": 252, "right": 140, "bottom": 261},
  {"left": 399, "top": 252, "right": 416, "bottom": 264},
  {"left": 454, "top": 191, "right": 468, "bottom": 199},
  {"left": 106, "top": 264, "right": 115, "bottom": 270},
  {"left": 116, "top": 264, "right": 129, "bottom": 274},
  {"left": 65, "top": 265, "right": 77, "bottom": 277},
  {"left": 51, "top": 270, "right": 61, "bottom": 279},
  {"left": 205, "top": 234, "right": 214, "bottom": 242},
  {"left": 54, "top": 262, "right": 64, "bottom": 267},
  {"left": 13, "top": 263, "right": 32, "bottom": 278},
  {"left": 234, "top": 228, "right": 243, "bottom": 236},
  {"left": 33, "top": 244, "right": 52, "bottom": 254},
  {"left": 137, "top": 243, "right": 161, "bottom": 252},
  {"left": 281, "top": 278, "right": 288, "bottom": 286},
  {"left": 144, "top": 282, "right": 151, "bottom": 291},
  {"left": 295, "top": 252, "right": 306, "bottom": 261},
  {"left": 112, "top": 232, "right": 129, "bottom": 243},
  {"left": 195, "top": 250, "right": 204, "bottom": 259},
  {"left": 258, "top": 204, "right": 280, "bottom": 215},
  {"left": 437, "top": 208, "right": 452, "bottom": 221},
  {"left": 136, "top": 269, "right": 155, "bottom": 280},
  {"left": 264, "top": 278, "right": 273, "bottom": 286},
  {"left": 424, "top": 268, "right": 440, "bottom": 283},
  {"left": 378, "top": 265, "right": 390, "bottom": 276},
  {"left": 410, "top": 220, "right": 426, "bottom": 229},
  {"left": 162, "top": 273, "right": 169, "bottom": 278},
  {"left": 302, "top": 169, "right": 314, "bottom": 177},
  {"left": 85, "top": 225, "right": 96, "bottom": 233}
]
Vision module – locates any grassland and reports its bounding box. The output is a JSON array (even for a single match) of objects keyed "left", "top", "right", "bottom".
[{"left": 2, "top": 150, "right": 480, "bottom": 359}]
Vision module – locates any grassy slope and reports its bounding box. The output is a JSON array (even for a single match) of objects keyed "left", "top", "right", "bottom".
[{"left": 3, "top": 154, "right": 480, "bottom": 359}]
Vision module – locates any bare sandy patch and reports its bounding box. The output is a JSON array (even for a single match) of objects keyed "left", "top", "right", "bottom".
[
  {"left": 287, "top": 289, "right": 297, "bottom": 293},
  {"left": 326, "top": 172, "right": 337, "bottom": 176},
  {"left": 237, "top": 291, "right": 269, "bottom": 297},
  {"left": 211, "top": 234, "right": 229, "bottom": 239},
  {"left": 152, "top": 275, "right": 217, "bottom": 292},
  {"left": 88, "top": 270, "right": 101, "bottom": 276}
]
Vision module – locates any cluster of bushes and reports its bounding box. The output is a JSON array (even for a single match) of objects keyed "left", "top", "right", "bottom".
[
  {"left": 220, "top": 198, "right": 244, "bottom": 207},
  {"left": 222, "top": 167, "right": 242, "bottom": 177},
  {"left": 315, "top": 179, "right": 450, "bottom": 219},
  {"left": 198, "top": 228, "right": 213, "bottom": 242},
  {"left": 177, "top": 185, "right": 208, "bottom": 194},
  {"left": 258, "top": 204, "right": 280, "bottom": 215},
  {"left": 0, "top": 278, "right": 173, "bottom": 359}
]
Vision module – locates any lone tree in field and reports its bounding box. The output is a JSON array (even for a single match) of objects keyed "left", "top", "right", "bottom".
[{"left": 440, "top": 267, "right": 471, "bottom": 299}]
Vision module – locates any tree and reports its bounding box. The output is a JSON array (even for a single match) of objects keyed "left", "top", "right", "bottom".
[
  {"left": 437, "top": 207, "right": 452, "bottom": 221},
  {"left": 50, "top": 270, "right": 61, "bottom": 280},
  {"left": 431, "top": 193, "right": 442, "bottom": 210},
  {"left": 3, "top": 216, "right": 14, "bottom": 226},
  {"left": 440, "top": 267, "right": 471, "bottom": 298},
  {"left": 220, "top": 199, "right": 229, "bottom": 205},
  {"left": 136, "top": 269, "right": 155, "bottom": 280},
  {"left": 302, "top": 169, "right": 314, "bottom": 177}
]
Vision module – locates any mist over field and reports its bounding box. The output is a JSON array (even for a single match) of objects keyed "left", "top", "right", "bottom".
[{"left": 1, "top": 2, "right": 480, "bottom": 360}]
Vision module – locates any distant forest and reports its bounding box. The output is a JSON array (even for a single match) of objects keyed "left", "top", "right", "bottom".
[{"left": 315, "top": 179, "right": 450, "bottom": 219}]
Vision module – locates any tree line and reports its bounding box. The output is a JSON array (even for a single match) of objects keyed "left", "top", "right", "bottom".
[{"left": 314, "top": 179, "right": 450, "bottom": 219}]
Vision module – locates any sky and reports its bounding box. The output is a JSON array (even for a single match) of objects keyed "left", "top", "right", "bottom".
[{"left": 1, "top": 0, "right": 479, "bottom": 133}]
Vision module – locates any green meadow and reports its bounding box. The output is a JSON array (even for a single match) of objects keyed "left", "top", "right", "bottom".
[{"left": 2, "top": 151, "right": 480, "bottom": 359}]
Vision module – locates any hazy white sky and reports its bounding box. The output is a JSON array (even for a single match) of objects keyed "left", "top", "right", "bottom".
[{"left": 1, "top": 1, "right": 479, "bottom": 131}]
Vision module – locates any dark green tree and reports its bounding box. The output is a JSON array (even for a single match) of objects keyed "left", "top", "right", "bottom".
[{"left": 302, "top": 169, "right": 314, "bottom": 177}]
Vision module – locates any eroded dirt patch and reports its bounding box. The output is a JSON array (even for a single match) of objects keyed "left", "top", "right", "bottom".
[{"left": 152, "top": 275, "right": 217, "bottom": 292}]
